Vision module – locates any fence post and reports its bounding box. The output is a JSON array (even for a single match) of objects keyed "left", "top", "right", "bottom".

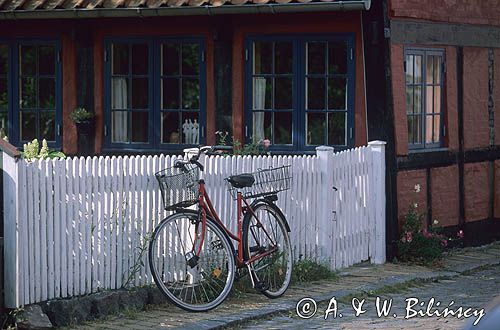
[
  {"left": 3, "top": 151, "right": 22, "bottom": 307},
  {"left": 316, "top": 146, "right": 335, "bottom": 266},
  {"left": 368, "top": 141, "right": 386, "bottom": 264}
]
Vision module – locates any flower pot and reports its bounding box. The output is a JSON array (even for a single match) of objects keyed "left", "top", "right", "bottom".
[{"left": 75, "top": 120, "right": 95, "bottom": 156}]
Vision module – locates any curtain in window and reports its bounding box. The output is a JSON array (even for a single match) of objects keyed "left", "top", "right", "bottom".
[
  {"left": 253, "top": 77, "right": 266, "bottom": 141},
  {"left": 112, "top": 78, "right": 127, "bottom": 143}
]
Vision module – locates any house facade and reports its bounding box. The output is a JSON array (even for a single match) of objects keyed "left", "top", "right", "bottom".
[{"left": 385, "top": 0, "right": 500, "bottom": 247}]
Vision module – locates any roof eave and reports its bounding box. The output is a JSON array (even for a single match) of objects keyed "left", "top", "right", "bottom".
[{"left": 0, "top": 0, "right": 371, "bottom": 20}]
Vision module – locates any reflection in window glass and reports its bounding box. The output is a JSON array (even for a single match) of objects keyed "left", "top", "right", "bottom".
[{"left": 0, "top": 44, "right": 8, "bottom": 140}]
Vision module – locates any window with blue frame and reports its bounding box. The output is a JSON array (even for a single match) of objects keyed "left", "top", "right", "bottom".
[
  {"left": 405, "top": 48, "right": 444, "bottom": 149},
  {"left": 0, "top": 41, "right": 61, "bottom": 147},
  {"left": 105, "top": 38, "right": 205, "bottom": 150},
  {"left": 246, "top": 35, "right": 355, "bottom": 151}
]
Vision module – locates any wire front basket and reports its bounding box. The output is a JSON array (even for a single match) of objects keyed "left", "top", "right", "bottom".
[
  {"left": 226, "top": 165, "right": 292, "bottom": 200},
  {"left": 156, "top": 164, "right": 200, "bottom": 210}
]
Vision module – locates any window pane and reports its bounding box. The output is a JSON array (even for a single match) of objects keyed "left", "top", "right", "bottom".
[
  {"left": 406, "top": 55, "right": 414, "bottom": 84},
  {"left": 40, "top": 111, "right": 55, "bottom": 141},
  {"left": 111, "top": 77, "right": 128, "bottom": 109},
  {"left": 112, "top": 44, "right": 129, "bottom": 75},
  {"left": 328, "top": 77, "right": 347, "bottom": 110},
  {"left": 181, "top": 112, "right": 199, "bottom": 144},
  {"left": 433, "top": 115, "right": 441, "bottom": 144},
  {"left": 307, "top": 78, "right": 325, "bottom": 110},
  {"left": 253, "top": 111, "right": 271, "bottom": 142},
  {"left": 20, "top": 45, "right": 36, "bottom": 76},
  {"left": 20, "top": 111, "right": 36, "bottom": 141},
  {"left": 182, "top": 78, "right": 199, "bottom": 109},
  {"left": 39, "top": 46, "right": 55, "bottom": 76},
  {"left": 414, "top": 55, "right": 422, "bottom": 84},
  {"left": 162, "top": 78, "right": 179, "bottom": 109},
  {"left": 414, "top": 86, "right": 422, "bottom": 113},
  {"left": 253, "top": 77, "right": 272, "bottom": 110},
  {"left": 274, "top": 112, "right": 292, "bottom": 145},
  {"left": 161, "top": 112, "right": 180, "bottom": 144},
  {"left": 414, "top": 115, "right": 422, "bottom": 144},
  {"left": 307, "top": 42, "right": 326, "bottom": 74},
  {"left": 131, "top": 111, "right": 148, "bottom": 143},
  {"left": 307, "top": 112, "right": 325, "bottom": 145},
  {"left": 426, "top": 114, "right": 433, "bottom": 144},
  {"left": 163, "top": 43, "right": 180, "bottom": 76},
  {"left": 0, "top": 111, "right": 7, "bottom": 139},
  {"left": 434, "top": 86, "right": 441, "bottom": 114},
  {"left": 407, "top": 116, "right": 414, "bottom": 144},
  {"left": 253, "top": 41, "right": 272, "bottom": 74},
  {"left": 20, "top": 77, "right": 36, "bottom": 109},
  {"left": 0, "top": 78, "right": 7, "bottom": 109},
  {"left": 328, "top": 42, "right": 347, "bottom": 74},
  {"left": 39, "top": 78, "right": 55, "bottom": 109},
  {"left": 112, "top": 111, "right": 128, "bottom": 143},
  {"left": 406, "top": 86, "right": 414, "bottom": 114},
  {"left": 328, "top": 112, "right": 346, "bottom": 145},
  {"left": 434, "top": 56, "right": 442, "bottom": 84},
  {"left": 426, "top": 85, "right": 433, "bottom": 115},
  {"left": 275, "top": 77, "right": 292, "bottom": 110},
  {"left": 131, "top": 78, "right": 148, "bottom": 109},
  {"left": 426, "top": 55, "right": 434, "bottom": 84},
  {"left": 275, "top": 42, "right": 292, "bottom": 74},
  {"left": 182, "top": 43, "right": 200, "bottom": 75},
  {"left": 131, "top": 44, "right": 148, "bottom": 75},
  {"left": 0, "top": 45, "right": 7, "bottom": 75}
]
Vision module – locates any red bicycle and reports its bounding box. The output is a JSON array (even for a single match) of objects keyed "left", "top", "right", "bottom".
[{"left": 148, "top": 146, "right": 293, "bottom": 311}]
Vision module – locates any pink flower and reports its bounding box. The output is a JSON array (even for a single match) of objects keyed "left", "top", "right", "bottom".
[
  {"left": 401, "top": 236, "right": 407, "bottom": 243},
  {"left": 441, "top": 239, "right": 448, "bottom": 247},
  {"left": 457, "top": 230, "right": 464, "bottom": 238},
  {"left": 405, "top": 231, "right": 413, "bottom": 243},
  {"left": 262, "top": 139, "right": 271, "bottom": 148},
  {"left": 422, "top": 227, "right": 432, "bottom": 238}
]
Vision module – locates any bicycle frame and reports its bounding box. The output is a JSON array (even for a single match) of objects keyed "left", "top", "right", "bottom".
[{"left": 194, "top": 179, "right": 278, "bottom": 268}]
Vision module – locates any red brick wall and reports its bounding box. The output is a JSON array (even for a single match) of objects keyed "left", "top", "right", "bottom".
[
  {"left": 397, "top": 169, "right": 427, "bottom": 226},
  {"left": 495, "top": 50, "right": 500, "bottom": 146},
  {"left": 391, "top": 44, "right": 408, "bottom": 156},
  {"left": 431, "top": 166, "right": 459, "bottom": 227},
  {"left": 389, "top": 0, "right": 500, "bottom": 26},
  {"left": 463, "top": 47, "right": 489, "bottom": 150},
  {"left": 495, "top": 160, "right": 500, "bottom": 219},
  {"left": 444, "top": 47, "right": 459, "bottom": 151},
  {"left": 464, "top": 162, "right": 489, "bottom": 222}
]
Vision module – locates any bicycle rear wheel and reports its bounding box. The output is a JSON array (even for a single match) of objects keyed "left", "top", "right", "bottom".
[
  {"left": 149, "top": 212, "right": 236, "bottom": 311},
  {"left": 242, "top": 202, "right": 293, "bottom": 298}
]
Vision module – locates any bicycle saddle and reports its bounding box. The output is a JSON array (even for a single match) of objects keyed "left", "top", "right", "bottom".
[{"left": 227, "top": 173, "right": 255, "bottom": 189}]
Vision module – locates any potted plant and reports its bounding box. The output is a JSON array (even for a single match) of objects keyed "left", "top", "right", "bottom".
[{"left": 70, "top": 107, "right": 95, "bottom": 155}]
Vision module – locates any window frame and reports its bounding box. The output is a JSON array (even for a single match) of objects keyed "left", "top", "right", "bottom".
[
  {"left": 103, "top": 36, "right": 207, "bottom": 152},
  {"left": 244, "top": 34, "right": 356, "bottom": 152},
  {"left": 1, "top": 39, "right": 62, "bottom": 148},
  {"left": 405, "top": 47, "right": 445, "bottom": 151}
]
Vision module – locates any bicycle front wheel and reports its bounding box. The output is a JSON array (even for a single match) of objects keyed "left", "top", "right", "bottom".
[
  {"left": 243, "top": 202, "right": 293, "bottom": 298},
  {"left": 149, "top": 212, "right": 236, "bottom": 311}
]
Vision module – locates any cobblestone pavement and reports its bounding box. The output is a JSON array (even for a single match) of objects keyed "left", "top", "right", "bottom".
[
  {"left": 240, "top": 264, "right": 500, "bottom": 330},
  {"left": 69, "top": 242, "right": 500, "bottom": 330}
]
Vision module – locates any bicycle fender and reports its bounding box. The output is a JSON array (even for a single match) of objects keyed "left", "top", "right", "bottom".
[{"left": 248, "top": 199, "right": 291, "bottom": 233}]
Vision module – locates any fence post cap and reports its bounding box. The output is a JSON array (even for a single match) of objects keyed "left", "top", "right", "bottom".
[
  {"left": 368, "top": 140, "right": 387, "bottom": 146},
  {"left": 315, "top": 145, "right": 335, "bottom": 152}
]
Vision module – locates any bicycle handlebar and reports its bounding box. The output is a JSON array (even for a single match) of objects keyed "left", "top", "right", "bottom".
[{"left": 177, "top": 145, "right": 234, "bottom": 172}]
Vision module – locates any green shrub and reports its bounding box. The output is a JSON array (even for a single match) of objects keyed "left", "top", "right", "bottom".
[
  {"left": 292, "top": 259, "right": 337, "bottom": 283},
  {"left": 21, "top": 138, "right": 66, "bottom": 161}
]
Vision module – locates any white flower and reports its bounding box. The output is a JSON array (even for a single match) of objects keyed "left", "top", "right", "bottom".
[
  {"left": 433, "top": 219, "right": 439, "bottom": 225},
  {"left": 414, "top": 203, "right": 418, "bottom": 208},
  {"left": 414, "top": 184, "right": 421, "bottom": 193}
]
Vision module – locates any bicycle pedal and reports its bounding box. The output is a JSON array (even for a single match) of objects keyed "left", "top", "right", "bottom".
[
  {"left": 249, "top": 245, "right": 266, "bottom": 253},
  {"left": 254, "top": 281, "right": 269, "bottom": 292}
]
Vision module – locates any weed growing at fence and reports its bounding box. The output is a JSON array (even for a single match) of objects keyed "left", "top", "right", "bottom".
[
  {"left": 122, "top": 232, "right": 152, "bottom": 288},
  {"left": 292, "top": 259, "right": 337, "bottom": 284},
  {"left": 215, "top": 131, "right": 270, "bottom": 156}
]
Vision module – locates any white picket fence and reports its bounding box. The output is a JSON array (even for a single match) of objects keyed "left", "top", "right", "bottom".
[{"left": 2, "top": 141, "right": 386, "bottom": 308}]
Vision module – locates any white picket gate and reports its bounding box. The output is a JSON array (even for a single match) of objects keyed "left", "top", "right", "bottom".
[{"left": 2, "top": 141, "right": 386, "bottom": 308}]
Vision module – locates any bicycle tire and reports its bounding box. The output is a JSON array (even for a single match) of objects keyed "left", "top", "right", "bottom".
[
  {"left": 149, "top": 212, "right": 236, "bottom": 311},
  {"left": 242, "top": 202, "right": 293, "bottom": 298}
]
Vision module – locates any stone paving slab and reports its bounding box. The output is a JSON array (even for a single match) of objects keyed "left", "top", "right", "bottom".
[{"left": 68, "top": 242, "right": 500, "bottom": 330}]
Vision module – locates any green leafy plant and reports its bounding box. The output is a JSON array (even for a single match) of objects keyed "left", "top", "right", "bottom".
[
  {"left": 21, "top": 138, "right": 66, "bottom": 161},
  {"left": 70, "top": 107, "right": 94, "bottom": 123},
  {"left": 292, "top": 259, "right": 337, "bottom": 284},
  {"left": 215, "top": 131, "right": 271, "bottom": 156},
  {"left": 397, "top": 184, "right": 464, "bottom": 265}
]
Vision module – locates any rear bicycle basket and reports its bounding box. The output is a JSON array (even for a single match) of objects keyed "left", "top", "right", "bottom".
[
  {"left": 155, "top": 164, "right": 200, "bottom": 210},
  {"left": 226, "top": 165, "right": 292, "bottom": 200}
]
